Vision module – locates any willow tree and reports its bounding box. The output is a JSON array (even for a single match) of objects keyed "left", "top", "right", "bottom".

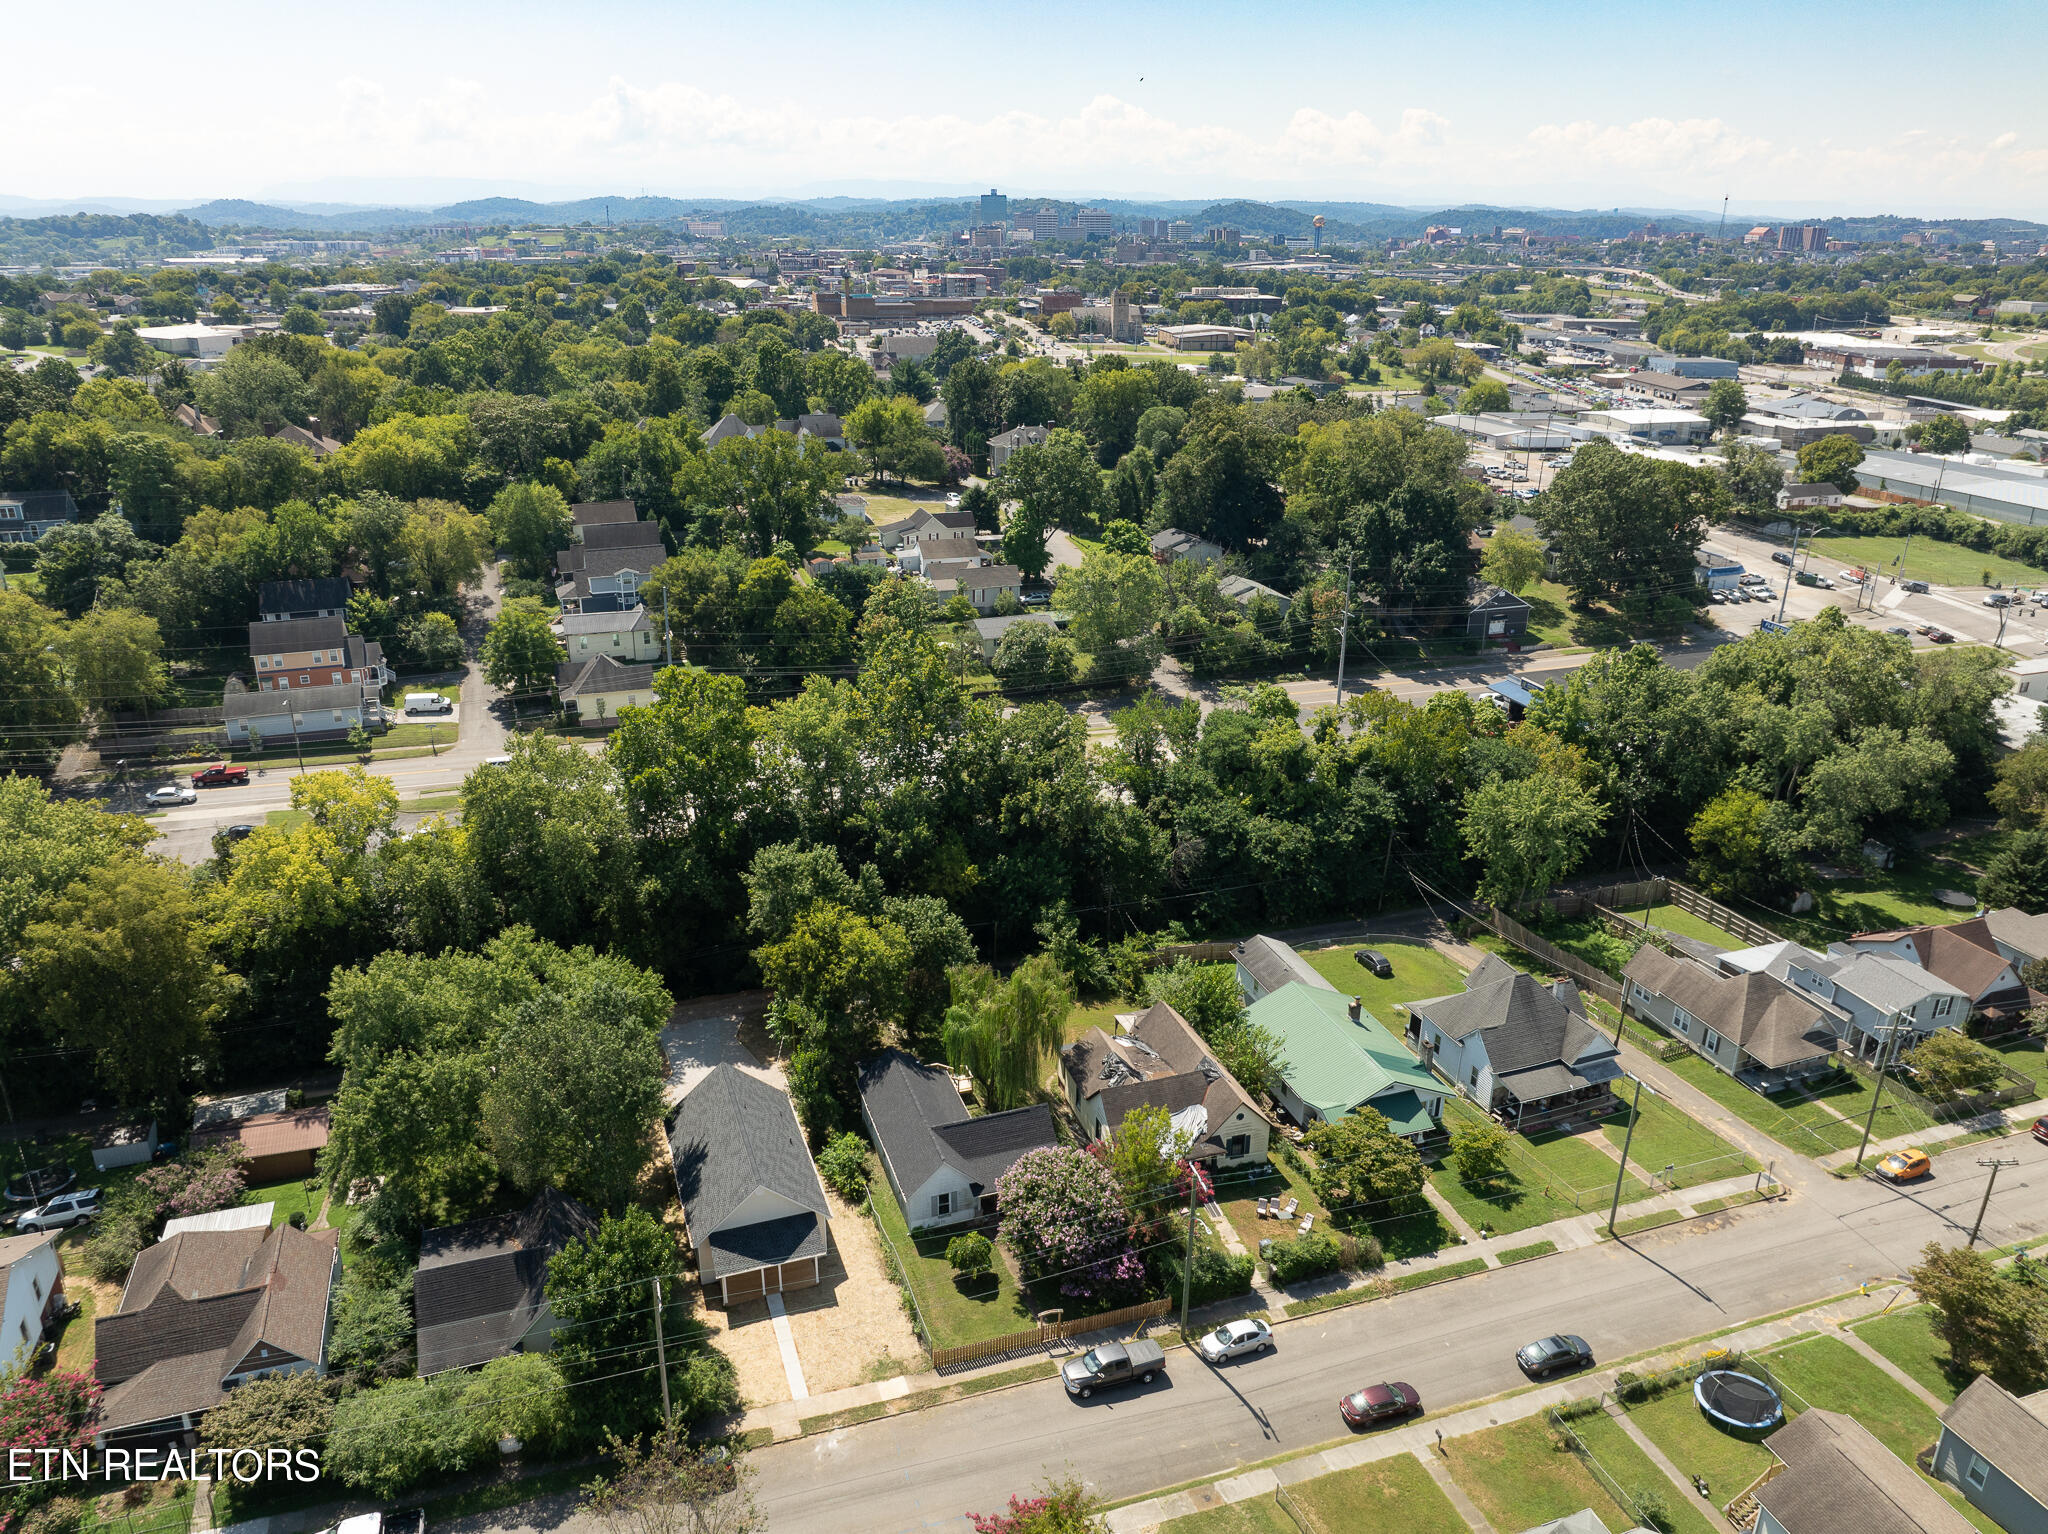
[{"left": 941, "top": 954, "right": 1073, "bottom": 1111}]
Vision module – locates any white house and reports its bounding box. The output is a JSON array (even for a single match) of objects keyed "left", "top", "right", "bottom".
[
  {"left": 0, "top": 1231, "right": 65, "bottom": 1374},
  {"left": 856, "top": 1051, "right": 1057, "bottom": 1229},
  {"left": 1782, "top": 950, "right": 1969, "bottom": 1061},
  {"left": 1061, "top": 1002, "right": 1272, "bottom": 1169},
  {"left": 1405, "top": 955, "right": 1623, "bottom": 1130},
  {"left": 555, "top": 608, "right": 663, "bottom": 664}
]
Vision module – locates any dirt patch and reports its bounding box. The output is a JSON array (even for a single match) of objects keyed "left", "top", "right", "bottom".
[{"left": 697, "top": 1191, "right": 924, "bottom": 1405}]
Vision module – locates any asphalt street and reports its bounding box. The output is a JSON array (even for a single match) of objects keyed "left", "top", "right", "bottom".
[{"left": 455, "top": 1132, "right": 2048, "bottom": 1534}]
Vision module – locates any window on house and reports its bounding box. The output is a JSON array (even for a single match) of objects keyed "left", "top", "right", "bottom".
[
  {"left": 1225, "top": 1134, "right": 1250, "bottom": 1158},
  {"left": 1703, "top": 1028, "right": 1724, "bottom": 1054},
  {"left": 299, "top": 674, "right": 310, "bottom": 686},
  {"left": 1935, "top": 996, "right": 1955, "bottom": 1017},
  {"left": 1966, "top": 1455, "right": 1989, "bottom": 1489},
  {"left": 30, "top": 1278, "right": 40, "bottom": 1301},
  {"left": 1672, "top": 1010, "right": 1692, "bottom": 1035},
  {"left": 931, "top": 1191, "right": 956, "bottom": 1217},
  {"left": 1468, "top": 1066, "right": 1480, "bottom": 1089}
]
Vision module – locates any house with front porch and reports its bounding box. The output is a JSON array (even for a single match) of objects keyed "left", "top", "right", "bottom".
[
  {"left": 856, "top": 1050, "right": 1057, "bottom": 1230},
  {"left": 1062, "top": 1002, "right": 1272, "bottom": 1170},
  {"left": 1404, "top": 955, "right": 1622, "bottom": 1130},
  {"left": 1247, "top": 985, "right": 1444, "bottom": 1142},
  {"left": 1832, "top": 918, "right": 2037, "bottom": 1020},
  {"left": 1622, "top": 946, "right": 1839, "bottom": 1089},
  {"left": 1781, "top": 950, "right": 1969, "bottom": 1062}
]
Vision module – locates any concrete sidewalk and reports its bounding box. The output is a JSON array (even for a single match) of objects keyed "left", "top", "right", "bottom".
[
  {"left": 1103, "top": 1284, "right": 1911, "bottom": 1534},
  {"left": 1817, "top": 1095, "right": 2048, "bottom": 1172}
]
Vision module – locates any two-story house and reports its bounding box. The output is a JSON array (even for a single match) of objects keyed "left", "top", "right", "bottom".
[
  {"left": 256, "top": 577, "right": 350, "bottom": 623},
  {"left": 1781, "top": 950, "right": 1970, "bottom": 1063},
  {"left": 246, "top": 617, "right": 387, "bottom": 696},
  {"left": 555, "top": 608, "right": 663, "bottom": 664},
  {"left": 1405, "top": 955, "right": 1623, "bottom": 1130},
  {"left": 1833, "top": 918, "right": 2036, "bottom": 1020},
  {"left": 1062, "top": 1002, "right": 1272, "bottom": 1170}
]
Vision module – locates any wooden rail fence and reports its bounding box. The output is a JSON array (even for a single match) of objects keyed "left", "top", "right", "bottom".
[{"left": 928, "top": 1297, "right": 1173, "bottom": 1372}]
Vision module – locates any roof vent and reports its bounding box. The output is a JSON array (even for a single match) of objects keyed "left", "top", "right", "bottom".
[{"left": 1197, "top": 1057, "right": 1223, "bottom": 1082}]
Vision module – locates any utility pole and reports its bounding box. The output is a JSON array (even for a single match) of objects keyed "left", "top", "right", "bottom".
[
  {"left": 1332, "top": 551, "right": 1356, "bottom": 711},
  {"left": 1996, "top": 604, "right": 2010, "bottom": 651},
  {"left": 1969, "top": 1159, "right": 2020, "bottom": 1247},
  {"left": 1607, "top": 1074, "right": 1648, "bottom": 1234},
  {"left": 1179, "top": 1156, "right": 1204, "bottom": 1336},
  {"left": 289, "top": 709, "right": 306, "bottom": 775},
  {"left": 664, "top": 582, "right": 672, "bottom": 667},
  {"left": 1776, "top": 526, "right": 1801, "bottom": 623},
  {"left": 1854, "top": 1027, "right": 1902, "bottom": 1171},
  {"left": 651, "top": 1275, "right": 672, "bottom": 1418}
]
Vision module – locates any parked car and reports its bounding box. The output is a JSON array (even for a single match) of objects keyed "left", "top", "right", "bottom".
[
  {"left": 1984, "top": 593, "right": 2013, "bottom": 607},
  {"left": 1839, "top": 570, "right": 1865, "bottom": 585},
  {"left": 224, "top": 823, "right": 257, "bottom": 841},
  {"left": 1198, "top": 1319, "right": 1273, "bottom": 1363},
  {"left": 2032, "top": 1116, "right": 2048, "bottom": 1146},
  {"left": 1902, "top": 579, "right": 1930, "bottom": 594},
  {"left": 1771, "top": 551, "right": 1795, "bottom": 567},
  {"left": 1885, "top": 626, "right": 1912, "bottom": 637},
  {"left": 1516, "top": 1334, "right": 1594, "bottom": 1378},
  {"left": 191, "top": 763, "right": 249, "bottom": 787},
  {"left": 1354, "top": 949, "right": 1393, "bottom": 980},
  {"left": 1340, "top": 1381, "right": 1421, "bottom": 1427},
  {"left": 1876, "top": 1148, "right": 1931, "bottom": 1183},
  {"left": 145, "top": 785, "right": 197, "bottom": 806},
  {"left": 1927, "top": 628, "right": 1955, "bottom": 644},
  {"left": 1061, "top": 1340, "right": 1165, "bottom": 1398},
  {"left": 403, "top": 692, "right": 453, "bottom": 714},
  {"left": 16, "top": 1189, "right": 103, "bottom": 1232}
]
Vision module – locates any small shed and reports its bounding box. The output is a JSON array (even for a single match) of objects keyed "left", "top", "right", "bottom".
[{"left": 91, "top": 1121, "right": 158, "bottom": 1172}]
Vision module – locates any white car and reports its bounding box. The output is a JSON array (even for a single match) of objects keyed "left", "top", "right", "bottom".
[
  {"left": 16, "top": 1189, "right": 102, "bottom": 1232},
  {"left": 145, "top": 785, "right": 198, "bottom": 807},
  {"left": 1197, "top": 1318, "right": 1273, "bottom": 1363},
  {"left": 945, "top": 492, "right": 962, "bottom": 508}
]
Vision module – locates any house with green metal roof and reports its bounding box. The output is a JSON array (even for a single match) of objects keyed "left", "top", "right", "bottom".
[{"left": 1246, "top": 984, "right": 1446, "bottom": 1142}]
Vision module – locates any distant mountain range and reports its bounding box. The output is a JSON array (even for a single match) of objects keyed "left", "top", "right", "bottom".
[{"left": 4, "top": 192, "right": 2043, "bottom": 249}]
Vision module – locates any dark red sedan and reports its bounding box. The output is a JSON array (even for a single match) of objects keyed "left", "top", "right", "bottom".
[
  {"left": 2032, "top": 1116, "right": 2048, "bottom": 1146},
  {"left": 1340, "top": 1381, "right": 1421, "bottom": 1428}
]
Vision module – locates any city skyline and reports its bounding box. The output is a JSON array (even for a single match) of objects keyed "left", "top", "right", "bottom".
[{"left": 10, "top": 0, "right": 2046, "bottom": 219}]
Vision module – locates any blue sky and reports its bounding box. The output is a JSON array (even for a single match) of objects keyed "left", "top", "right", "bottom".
[{"left": 13, "top": 0, "right": 2047, "bottom": 216}]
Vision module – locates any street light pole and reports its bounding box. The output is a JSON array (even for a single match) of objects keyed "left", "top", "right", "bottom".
[
  {"left": 1607, "top": 1073, "right": 1648, "bottom": 1234},
  {"left": 1969, "top": 1159, "right": 2020, "bottom": 1247}
]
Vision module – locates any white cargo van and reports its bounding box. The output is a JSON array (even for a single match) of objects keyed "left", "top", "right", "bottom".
[{"left": 403, "top": 693, "right": 453, "bottom": 715}]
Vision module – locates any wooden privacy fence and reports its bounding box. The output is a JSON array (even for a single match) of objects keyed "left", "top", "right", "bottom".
[
  {"left": 928, "top": 1297, "right": 1172, "bottom": 1372},
  {"left": 1146, "top": 942, "right": 1237, "bottom": 970},
  {"left": 1485, "top": 907, "right": 1625, "bottom": 1005}
]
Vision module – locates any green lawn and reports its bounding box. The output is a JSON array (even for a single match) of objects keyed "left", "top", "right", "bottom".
[
  {"left": 1656, "top": 1050, "right": 1925, "bottom": 1157},
  {"left": 1599, "top": 1088, "right": 1758, "bottom": 1191},
  {"left": 1430, "top": 1101, "right": 1645, "bottom": 1236},
  {"left": 868, "top": 1177, "right": 1033, "bottom": 1349},
  {"left": 1758, "top": 1335, "right": 1940, "bottom": 1464},
  {"left": 1288, "top": 1453, "right": 1470, "bottom": 1534},
  {"left": 244, "top": 1175, "right": 323, "bottom": 1229},
  {"left": 1565, "top": 1408, "right": 1721, "bottom": 1534},
  {"left": 1299, "top": 941, "right": 1472, "bottom": 1026},
  {"left": 1850, "top": 1305, "right": 1973, "bottom": 1404},
  {"left": 1632, "top": 903, "right": 1750, "bottom": 950},
  {"left": 1767, "top": 856, "right": 1981, "bottom": 950},
  {"left": 53, "top": 1283, "right": 95, "bottom": 1373},
  {"left": 1989, "top": 1035, "right": 2048, "bottom": 1100},
  {"left": 402, "top": 791, "right": 465, "bottom": 816},
  {"left": 1443, "top": 1418, "right": 1637, "bottom": 1534},
  {"left": 1159, "top": 1496, "right": 1297, "bottom": 1534},
  {"left": 1622, "top": 1382, "right": 1776, "bottom": 1497},
  {"left": 1802, "top": 534, "right": 2045, "bottom": 592}
]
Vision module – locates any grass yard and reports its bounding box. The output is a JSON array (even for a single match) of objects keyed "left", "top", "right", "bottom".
[
  {"left": 1764, "top": 856, "right": 1981, "bottom": 951},
  {"left": 402, "top": 791, "right": 465, "bottom": 816},
  {"left": 1622, "top": 1380, "right": 1776, "bottom": 1496},
  {"left": 53, "top": 1283, "right": 96, "bottom": 1373},
  {"left": 1988, "top": 1034, "right": 2048, "bottom": 1100},
  {"left": 1430, "top": 1101, "right": 1646, "bottom": 1236},
  {"left": 1285, "top": 1453, "right": 1471, "bottom": 1534},
  {"left": 1802, "top": 534, "right": 2045, "bottom": 592},
  {"left": 1657, "top": 1051, "right": 1904, "bottom": 1157},
  {"left": 1564, "top": 1408, "right": 1721, "bottom": 1534},
  {"left": 1159, "top": 1497, "right": 1298, "bottom": 1534},
  {"left": 1850, "top": 1305, "right": 1971, "bottom": 1403},
  {"left": 1632, "top": 902, "right": 1750, "bottom": 950},
  {"left": 244, "top": 1176, "right": 324, "bottom": 1229},
  {"left": 1599, "top": 1089, "right": 1758, "bottom": 1190},
  {"left": 1443, "top": 1417, "right": 1637, "bottom": 1534},
  {"left": 1758, "top": 1334, "right": 1940, "bottom": 1463},
  {"left": 81, "top": 1480, "right": 193, "bottom": 1534},
  {"left": 1299, "top": 941, "right": 1471, "bottom": 1026},
  {"left": 868, "top": 1177, "right": 1033, "bottom": 1348}
]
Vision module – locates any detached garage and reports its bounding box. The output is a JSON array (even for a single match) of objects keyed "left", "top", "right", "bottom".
[{"left": 667, "top": 1065, "right": 832, "bottom": 1307}]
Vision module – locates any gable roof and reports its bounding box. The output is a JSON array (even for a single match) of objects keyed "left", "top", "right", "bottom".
[
  {"left": 557, "top": 608, "right": 653, "bottom": 637},
  {"left": 555, "top": 653, "right": 657, "bottom": 703},
  {"left": 1409, "top": 960, "right": 1621, "bottom": 1099},
  {"left": 667, "top": 1064, "right": 828, "bottom": 1280},
  {"left": 1758, "top": 1409, "right": 1976, "bottom": 1534},
  {"left": 578, "top": 520, "right": 667, "bottom": 553},
  {"left": 415, "top": 1188, "right": 597, "bottom": 1374},
  {"left": 98, "top": 1224, "right": 337, "bottom": 1433},
  {"left": 1983, "top": 907, "right": 2048, "bottom": 963},
  {"left": 573, "top": 545, "right": 669, "bottom": 581},
  {"left": 191, "top": 1089, "right": 289, "bottom": 1131},
  {"left": 953, "top": 563, "right": 1023, "bottom": 591},
  {"left": 1842, "top": 918, "right": 2021, "bottom": 1002},
  {"left": 857, "top": 1050, "right": 1058, "bottom": 1200},
  {"left": 258, "top": 577, "right": 350, "bottom": 614},
  {"left": 1233, "top": 935, "right": 1336, "bottom": 997},
  {"left": 1247, "top": 984, "right": 1439, "bottom": 1122},
  {"left": 1622, "top": 947, "right": 1838, "bottom": 1069},
  {"left": 1940, "top": 1375, "right": 2048, "bottom": 1508},
  {"left": 1061, "top": 1002, "right": 1269, "bottom": 1154},
  {"left": 0, "top": 1230, "right": 57, "bottom": 1279},
  {"left": 570, "top": 499, "right": 637, "bottom": 528},
  {"left": 246, "top": 615, "right": 348, "bottom": 653},
  {"left": 192, "top": 1106, "right": 330, "bottom": 1161},
  {"left": 1807, "top": 951, "right": 1965, "bottom": 1012}
]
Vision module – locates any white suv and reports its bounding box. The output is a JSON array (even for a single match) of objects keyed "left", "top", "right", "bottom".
[{"left": 16, "top": 1189, "right": 102, "bottom": 1232}]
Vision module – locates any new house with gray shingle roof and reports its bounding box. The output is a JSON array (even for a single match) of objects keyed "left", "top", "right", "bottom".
[
  {"left": 1406, "top": 954, "right": 1622, "bottom": 1131},
  {"left": 1246, "top": 985, "right": 1444, "bottom": 1140},
  {"left": 1782, "top": 950, "right": 1968, "bottom": 1062},
  {"left": 857, "top": 1051, "right": 1057, "bottom": 1229},
  {"left": 667, "top": 1064, "right": 831, "bottom": 1306}
]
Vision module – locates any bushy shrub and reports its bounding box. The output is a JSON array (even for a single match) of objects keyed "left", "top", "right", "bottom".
[
  {"left": 1158, "top": 1244, "right": 1255, "bottom": 1308},
  {"left": 947, "top": 1232, "right": 995, "bottom": 1279},
  {"left": 816, "top": 1132, "right": 871, "bottom": 1201},
  {"left": 1264, "top": 1231, "right": 1344, "bottom": 1287},
  {"left": 326, "top": 1269, "right": 416, "bottom": 1385}
]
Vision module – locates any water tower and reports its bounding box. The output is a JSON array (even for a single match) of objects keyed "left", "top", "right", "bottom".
[{"left": 1312, "top": 215, "right": 1326, "bottom": 251}]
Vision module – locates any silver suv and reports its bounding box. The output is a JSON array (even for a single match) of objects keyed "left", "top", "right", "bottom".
[{"left": 16, "top": 1189, "right": 102, "bottom": 1232}]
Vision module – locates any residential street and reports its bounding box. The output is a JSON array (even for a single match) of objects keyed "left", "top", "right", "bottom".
[{"left": 453, "top": 1129, "right": 2048, "bottom": 1534}]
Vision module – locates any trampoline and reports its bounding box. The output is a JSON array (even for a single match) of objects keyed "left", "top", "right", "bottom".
[{"left": 1695, "top": 1369, "right": 1784, "bottom": 1432}]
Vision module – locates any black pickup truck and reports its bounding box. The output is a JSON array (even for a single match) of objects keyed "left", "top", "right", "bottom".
[{"left": 1061, "top": 1340, "right": 1166, "bottom": 1399}]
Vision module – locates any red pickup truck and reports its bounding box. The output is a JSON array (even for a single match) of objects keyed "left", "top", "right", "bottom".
[{"left": 191, "top": 763, "right": 250, "bottom": 788}]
